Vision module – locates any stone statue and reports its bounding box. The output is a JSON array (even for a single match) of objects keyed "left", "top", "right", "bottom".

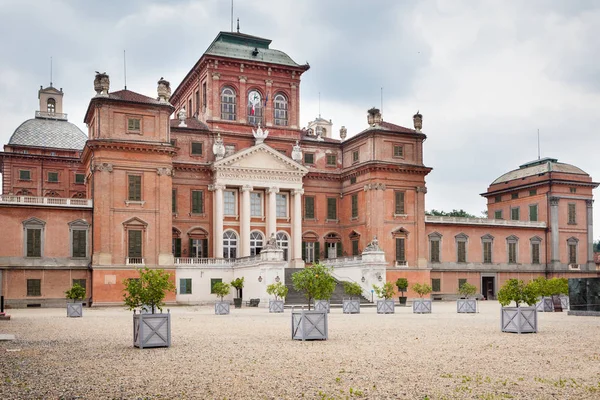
[
  {"left": 157, "top": 78, "right": 171, "bottom": 103},
  {"left": 413, "top": 111, "right": 423, "bottom": 132},
  {"left": 291, "top": 140, "right": 302, "bottom": 162},
  {"left": 339, "top": 126, "right": 347, "bottom": 141},
  {"left": 364, "top": 236, "right": 381, "bottom": 252},
  {"left": 178, "top": 107, "right": 187, "bottom": 127},
  {"left": 252, "top": 123, "right": 269, "bottom": 145},
  {"left": 94, "top": 72, "right": 110, "bottom": 97},
  {"left": 212, "top": 133, "right": 225, "bottom": 160},
  {"left": 263, "top": 233, "right": 278, "bottom": 250},
  {"left": 315, "top": 126, "right": 324, "bottom": 142}
]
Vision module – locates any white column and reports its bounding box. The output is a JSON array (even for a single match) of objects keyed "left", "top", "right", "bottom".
[
  {"left": 267, "top": 187, "right": 279, "bottom": 239},
  {"left": 213, "top": 184, "right": 225, "bottom": 258},
  {"left": 241, "top": 185, "right": 252, "bottom": 257},
  {"left": 292, "top": 188, "right": 304, "bottom": 267}
]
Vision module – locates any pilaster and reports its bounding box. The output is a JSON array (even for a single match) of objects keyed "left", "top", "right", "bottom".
[
  {"left": 291, "top": 188, "right": 304, "bottom": 268},
  {"left": 549, "top": 196, "right": 560, "bottom": 270},
  {"left": 240, "top": 185, "right": 252, "bottom": 257},
  {"left": 267, "top": 187, "right": 279, "bottom": 239}
]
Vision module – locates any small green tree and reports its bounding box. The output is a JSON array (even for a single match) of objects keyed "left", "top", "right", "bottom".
[
  {"left": 372, "top": 282, "right": 395, "bottom": 300},
  {"left": 291, "top": 263, "right": 336, "bottom": 310},
  {"left": 213, "top": 282, "right": 231, "bottom": 301},
  {"left": 65, "top": 283, "right": 86, "bottom": 302},
  {"left": 266, "top": 282, "right": 289, "bottom": 301},
  {"left": 342, "top": 281, "right": 363, "bottom": 298},
  {"left": 497, "top": 279, "right": 539, "bottom": 307},
  {"left": 230, "top": 277, "right": 245, "bottom": 298},
  {"left": 458, "top": 282, "right": 477, "bottom": 299},
  {"left": 412, "top": 283, "right": 433, "bottom": 298},
  {"left": 395, "top": 278, "right": 409, "bottom": 297},
  {"left": 123, "top": 268, "right": 176, "bottom": 314}
]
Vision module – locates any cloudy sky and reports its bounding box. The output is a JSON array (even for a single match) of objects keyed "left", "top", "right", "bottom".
[{"left": 1, "top": 0, "right": 600, "bottom": 237}]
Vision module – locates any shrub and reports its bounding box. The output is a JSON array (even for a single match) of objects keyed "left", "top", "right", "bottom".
[
  {"left": 65, "top": 283, "right": 86, "bottom": 302},
  {"left": 458, "top": 282, "right": 477, "bottom": 299},
  {"left": 213, "top": 282, "right": 231, "bottom": 301},
  {"left": 342, "top": 281, "right": 363, "bottom": 297},
  {"left": 412, "top": 283, "right": 433, "bottom": 298},
  {"left": 291, "top": 263, "right": 336, "bottom": 310},
  {"left": 372, "top": 281, "right": 395, "bottom": 299},
  {"left": 266, "top": 282, "right": 289, "bottom": 301},
  {"left": 396, "top": 278, "right": 409, "bottom": 296},
  {"left": 123, "top": 268, "right": 176, "bottom": 314},
  {"left": 497, "top": 279, "right": 538, "bottom": 307}
]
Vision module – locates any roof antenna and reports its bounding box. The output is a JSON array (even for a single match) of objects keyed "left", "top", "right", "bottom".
[
  {"left": 537, "top": 129, "right": 540, "bottom": 160},
  {"left": 123, "top": 50, "right": 127, "bottom": 90},
  {"left": 50, "top": 56, "right": 53, "bottom": 87},
  {"left": 237, "top": 18, "right": 240, "bottom": 33},
  {"left": 381, "top": 87, "right": 383, "bottom": 115},
  {"left": 231, "top": 0, "right": 234, "bottom": 32},
  {"left": 318, "top": 92, "right": 321, "bottom": 118}
]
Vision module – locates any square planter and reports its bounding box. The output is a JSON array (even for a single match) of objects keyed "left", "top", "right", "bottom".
[
  {"left": 342, "top": 299, "right": 360, "bottom": 314},
  {"left": 535, "top": 297, "right": 554, "bottom": 312},
  {"left": 314, "top": 299, "right": 330, "bottom": 314},
  {"left": 559, "top": 295, "right": 569, "bottom": 310},
  {"left": 133, "top": 311, "right": 171, "bottom": 348},
  {"left": 215, "top": 301, "right": 230, "bottom": 315},
  {"left": 457, "top": 299, "right": 477, "bottom": 313},
  {"left": 376, "top": 299, "right": 395, "bottom": 314},
  {"left": 66, "top": 302, "right": 83, "bottom": 318},
  {"left": 269, "top": 300, "right": 284, "bottom": 313},
  {"left": 413, "top": 299, "right": 432, "bottom": 314},
  {"left": 501, "top": 306, "right": 537, "bottom": 334},
  {"left": 291, "top": 309, "right": 328, "bottom": 341}
]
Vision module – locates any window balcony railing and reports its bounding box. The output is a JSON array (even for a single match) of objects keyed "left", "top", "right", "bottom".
[
  {"left": 175, "top": 257, "right": 232, "bottom": 266},
  {"left": 395, "top": 260, "right": 408, "bottom": 267},
  {"left": 126, "top": 257, "right": 145, "bottom": 265},
  {"left": 0, "top": 195, "right": 93, "bottom": 208}
]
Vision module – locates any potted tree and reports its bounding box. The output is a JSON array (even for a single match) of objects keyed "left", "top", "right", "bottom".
[
  {"left": 123, "top": 267, "right": 176, "bottom": 349},
  {"left": 213, "top": 282, "right": 231, "bottom": 315},
  {"left": 412, "top": 283, "right": 433, "bottom": 313},
  {"left": 231, "top": 277, "right": 245, "bottom": 309},
  {"left": 342, "top": 281, "right": 363, "bottom": 314},
  {"left": 396, "top": 278, "right": 409, "bottom": 306},
  {"left": 373, "top": 282, "right": 395, "bottom": 314},
  {"left": 65, "top": 282, "right": 86, "bottom": 318},
  {"left": 290, "top": 263, "right": 334, "bottom": 340},
  {"left": 266, "top": 281, "right": 288, "bottom": 313},
  {"left": 311, "top": 266, "right": 336, "bottom": 314},
  {"left": 457, "top": 282, "right": 478, "bottom": 313},
  {"left": 498, "top": 278, "right": 539, "bottom": 334}
]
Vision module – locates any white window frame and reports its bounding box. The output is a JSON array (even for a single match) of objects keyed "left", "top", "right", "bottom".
[
  {"left": 306, "top": 242, "right": 315, "bottom": 263},
  {"left": 276, "top": 193, "right": 288, "bottom": 218},
  {"left": 223, "top": 230, "right": 238, "bottom": 259},
  {"left": 250, "top": 191, "right": 263, "bottom": 217},
  {"left": 250, "top": 231, "right": 264, "bottom": 256},
  {"left": 276, "top": 231, "right": 289, "bottom": 261},
  {"left": 223, "top": 190, "right": 237, "bottom": 216}
]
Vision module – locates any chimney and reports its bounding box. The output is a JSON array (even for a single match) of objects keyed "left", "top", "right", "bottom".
[
  {"left": 413, "top": 111, "right": 423, "bottom": 132},
  {"left": 367, "top": 107, "right": 382, "bottom": 126},
  {"left": 94, "top": 72, "right": 110, "bottom": 97}
]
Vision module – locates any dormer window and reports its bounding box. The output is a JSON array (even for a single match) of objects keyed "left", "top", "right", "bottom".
[{"left": 47, "top": 98, "right": 56, "bottom": 113}]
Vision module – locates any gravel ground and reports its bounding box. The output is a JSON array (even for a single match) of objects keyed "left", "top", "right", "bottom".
[{"left": 0, "top": 301, "right": 599, "bottom": 400}]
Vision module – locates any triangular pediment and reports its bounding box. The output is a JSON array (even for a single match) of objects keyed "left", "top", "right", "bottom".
[{"left": 213, "top": 143, "right": 308, "bottom": 175}]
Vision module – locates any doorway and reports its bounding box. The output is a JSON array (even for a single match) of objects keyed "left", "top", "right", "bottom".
[{"left": 482, "top": 276, "right": 495, "bottom": 300}]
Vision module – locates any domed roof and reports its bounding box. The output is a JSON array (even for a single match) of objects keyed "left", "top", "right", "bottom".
[
  {"left": 491, "top": 158, "right": 589, "bottom": 184},
  {"left": 8, "top": 117, "right": 87, "bottom": 150}
]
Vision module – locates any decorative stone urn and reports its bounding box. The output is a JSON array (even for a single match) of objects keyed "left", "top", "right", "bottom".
[
  {"left": 291, "top": 308, "right": 328, "bottom": 341},
  {"left": 94, "top": 72, "right": 110, "bottom": 97},
  {"left": 133, "top": 310, "right": 171, "bottom": 348},
  {"left": 413, "top": 111, "right": 423, "bottom": 132},
  {"left": 157, "top": 78, "right": 171, "bottom": 103},
  {"left": 501, "top": 306, "right": 537, "bottom": 334}
]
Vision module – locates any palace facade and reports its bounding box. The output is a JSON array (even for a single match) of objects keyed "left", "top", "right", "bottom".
[{"left": 1, "top": 31, "right": 598, "bottom": 308}]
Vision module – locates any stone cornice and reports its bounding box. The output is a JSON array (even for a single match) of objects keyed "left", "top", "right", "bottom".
[
  {"left": 341, "top": 162, "right": 432, "bottom": 180},
  {"left": 481, "top": 178, "right": 599, "bottom": 197},
  {"left": 85, "top": 140, "right": 177, "bottom": 156},
  {"left": 0, "top": 151, "right": 82, "bottom": 164}
]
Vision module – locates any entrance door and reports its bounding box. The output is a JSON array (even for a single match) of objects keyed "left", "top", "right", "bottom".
[
  {"left": 482, "top": 276, "right": 495, "bottom": 300},
  {"left": 327, "top": 243, "right": 337, "bottom": 259}
]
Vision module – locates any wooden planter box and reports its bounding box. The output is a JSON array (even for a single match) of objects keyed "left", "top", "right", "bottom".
[
  {"left": 560, "top": 295, "right": 569, "bottom": 310},
  {"left": 291, "top": 309, "right": 328, "bottom": 341},
  {"left": 342, "top": 299, "right": 360, "bottom": 314},
  {"left": 269, "top": 300, "right": 284, "bottom": 313},
  {"left": 457, "top": 299, "right": 477, "bottom": 313},
  {"left": 413, "top": 299, "right": 432, "bottom": 314},
  {"left": 501, "top": 306, "right": 537, "bottom": 334},
  {"left": 314, "top": 300, "right": 330, "bottom": 314},
  {"left": 535, "top": 297, "right": 554, "bottom": 312},
  {"left": 376, "top": 299, "right": 395, "bottom": 314},
  {"left": 66, "top": 302, "right": 83, "bottom": 318},
  {"left": 215, "top": 301, "right": 230, "bottom": 315},
  {"left": 133, "top": 311, "right": 171, "bottom": 348}
]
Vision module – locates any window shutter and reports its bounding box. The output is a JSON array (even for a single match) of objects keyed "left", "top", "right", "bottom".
[
  {"left": 180, "top": 279, "right": 186, "bottom": 294},
  {"left": 337, "top": 242, "right": 343, "bottom": 257},
  {"left": 568, "top": 204, "right": 576, "bottom": 224},
  {"left": 27, "top": 229, "right": 41, "bottom": 257},
  {"left": 395, "top": 192, "right": 405, "bottom": 214},
  {"left": 351, "top": 195, "right": 358, "bottom": 218},
  {"left": 327, "top": 198, "right": 337, "bottom": 220},
  {"left": 314, "top": 242, "right": 320, "bottom": 263},
  {"left": 73, "top": 230, "right": 86, "bottom": 258},
  {"left": 174, "top": 238, "right": 181, "bottom": 258},
  {"left": 305, "top": 197, "right": 314, "bottom": 219},
  {"left": 396, "top": 238, "right": 405, "bottom": 261},
  {"left": 529, "top": 205, "right": 538, "bottom": 222},
  {"left": 128, "top": 230, "right": 142, "bottom": 258},
  {"left": 302, "top": 242, "right": 306, "bottom": 261},
  {"left": 431, "top": 240, "right": 440, "bottom": 262},
  {"left": 202, "top": 239, "right": 209, "bottom": 258},
  {"left": 457, "top": 241, "right": 466, "bottom": 263},
  {"left": 172, "top": 190, "right": 177, "bottom": 213},
  {"left": 352, "top": 240, "right": 359, "bottom": 256},
  {"left": 189, "top": 238, "right": 194, "bottom": 257}
]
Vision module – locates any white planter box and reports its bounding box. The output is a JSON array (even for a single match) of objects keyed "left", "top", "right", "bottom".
[
  {"left": 66, "top": 302, "right": 83, "bottom": 318},
  {"left": 342, "top": 299, "right": 360, "bottom": 314},
  {"left": 457, "top": 299, "right": 477, "bottom": 313},
  {"left": 133, "top": 312, "right": 171, "bottom": 348},
  {"left": 535, "top": 297, "right": 554, "bottom": 312},
  {"left": 269, "top": 300, "right": 284, "bottom": 313},
  {"left": 376, "top": 299, "right": 395, "bottom": 314},
  {"left": 314, "top": 300, "right": 330, "bottom": 313},
  {"left": 560, "top": 295, "right": 569, "bottom": 310},
  {"left": 291, "top": 309, "right": 328, "bottom": 341},
  {"left": 501, "top": 306, "right": 537, "bottom": 334},
  {"left": 413, "top": 299, "right": 432, "bottom": 314},
  {"left": 215, "top": 301, "right": 230, "bottom": 315}
]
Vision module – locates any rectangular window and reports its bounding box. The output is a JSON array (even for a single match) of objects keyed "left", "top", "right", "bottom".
[
  {"left": 458, "top": 279, "right": 467, "bottom": 289},
  {"left": 304, "top": 153, "right": 314, "bottom": 165},
  {"left": 190, "top": 239, "right": 208, "bottom": 258},
  {"left": 510, "top": 207, "right": 520, "bottom": 221},
  {"left": 568, "top": 203, "right": 576, "bottom": 224},
  {"left": 351, "top": 194, "right": 358, "bottom": 218},
  {"left": 395, "top": 238, "right": 406, "bottom": 262},
  {"left": 210, "top": 278, "right": 222, "bottom": 294},
  {"left": 350, "top": 177, "right": 357, "bottom": 184},
  {"left": 393, "top": 145, "right": 403, "bottom": 158},
  {"left": 569, "top": 244, "right": 577, "bottom": 264},
  {"left": 494, "top": 210, "right": 503, "bottom": 219},
  {"left": 128, "top": 175, "right": 142, "bottom": 201},
  {"left": 508, "top": 242, "right": 517, "bottom": 264},
  {"left": 192, "top": 190, "right": 204, "bottom": 214},
  {"left": 276, "top": 194, "right": 287, "bottom": 218},
  {"left": 75, "top": 173, "right": 85, "bottom": 184},
  {"left": 483, "top": 241, "right": 492, "bottom": 263},
  {"left": 352, "top": 151, "right": 359, "bottom": 163},
  {"left": 19, "top": 170, "right": 31, "bottom": 180},
  {"left": 352, "top": 240, "right": 359, "bottom": 256},
  {"left": 303, "top": 242, "right": 317, "bottom": 263},
  {"left": 172, "top": 189, "right": 177, "bottom": 213},
  {"left": 27, "top": 279, "right": 41, "bottom": 296},
  {"left": 532, "top": 243, "right": 540, "bottom": 264},
  {"left": 191, "top": 142, "right": 203, "bottom": 155},
  {"left": 495, "top": 195, "right": 502, "bottom": 203},
  {"left": 180, "top": 278, "right": 192, "bottom": 295},
  {"left": 430, "top": 240, "right": 440, "bottom": 263},
  {"left": 202, "top": 82, "right": 207, "bottom": 110},
  {"left": 511, "top": 193, "right": 518, "bottom": 199},
  {"left": 48, "top": 172, "right": 58, "bottom": 182},
  {"left": 250, "top": 192, "right": 262, "bottom": 217},
  {"left": 395, "top": 191, "right": 405, "bottom": 214},
  {"left": 72, "top": 229, "right": 87, "bottom": 258},
  {"left": 128, "top": 118, "right": 141, "bottom": 131},
  {"left": 529, "top": 189, "right": 537, "bottom": 196},
  {"left": 432, "top": 278, "right": 441, "bottom": 292},
  {"left": 457, "top": 241, "right": 466, "bottom": 263},
  {"left": 529, "top": 204, "right": 538, "bottom": 222},
  {"left": 72, "top": 279, "right": 86, "bottom": 290},
  {"left": 128, "top": 230, "right": 142, "bottom": 258},
  {"left": 326, "top": 154, "right": 336, "bottom": 166},
  {"left": 327, "top": 198, "right": 337, "bottom": 220},
  {"left": 170, "top": 139, "right": 177, "bottom": 147},
  {"left": 570, "top": 187, "right": 577, "bottom": 193},
  {"left": 304, "top": 197, "right": 315, "bottom": 219},
  {"left": 195, "top": 90, "right": 199, "bottom": 114},
  {"left": 223, "top": 190, "right": 235, "bottom": 215},
  {"left": 26, "top": 228, "right": 42, "bottom": 257}
]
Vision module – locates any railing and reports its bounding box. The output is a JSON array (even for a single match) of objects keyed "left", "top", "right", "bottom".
[
  {"left": 35, "top": 111, "right": 68, "bottom": 120},
  {"left": 323, "top": 255, "right": 362, "bottom": 265},
  {"left": 395, "top": 260, "right": 408, "bottom": 267},
  {"left": 175, "top": 258, "right": 232, "bottom": 266},
  {"left": 0, "top": 195, "right": 93, "bottom": 208},
  {"left": 425, "top": 215, "right": 547, "bottom": 228},
  {"left": 126, "top": 257, "right": 145, "bottom": 265}
]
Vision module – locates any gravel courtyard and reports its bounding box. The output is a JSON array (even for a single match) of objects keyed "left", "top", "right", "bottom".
[{"left": 1, "top": 301, "right": 599, "bottom": 400}]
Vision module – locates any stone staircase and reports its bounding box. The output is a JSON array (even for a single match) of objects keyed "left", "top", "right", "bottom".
[{"left": 284, "top": 268, "right": 372, "bottom": 305}]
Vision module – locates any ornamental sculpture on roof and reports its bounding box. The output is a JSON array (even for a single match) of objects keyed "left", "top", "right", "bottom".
[
  {"left": 94, "top": 72, "right": 110, "bottom": 97},
  {"left": 213, "top": 133, "right": 225, "bottom": 160},
  {"left": 291, "top": 140, "right": 302, "bottom": 162},
  {"left": 252, "top": 123, "right": 269, "bottom": 145},
  {"left": 157, "top": 78, "right": 171, "bottom": 103},
  {"left": 178, "top": 107, "right": 187, "bottom": 127}
]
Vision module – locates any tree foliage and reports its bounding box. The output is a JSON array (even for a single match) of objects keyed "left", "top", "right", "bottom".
[
  {"left": 122, "top": 268, "right": 176, "bottom": 314},
  {"left": 212, "top": 282, "right": 231, "bottom": 301},
  {"left": 342, "top": 281, "right": 363, "bottom": 297},
  {"left": 65, "top": 283, "right": 86, "bottom": 301},
  {"left": 458, "top": 282, "right": 477, "bottom": 299},
  {"left": 426, "top": 209, "right": 477, "bottom": 218},
  {"left": 497, "top": 279, "right": 538, "bottom": 307},
  {"left": 291, "top": 263, "right": 336, "bottom": 310},
  {"left": 412, "top": 283, "right": 433, "bottom": 298},
  {"left": 372, "top": 281, "right": 395, "bottom": 300},
  {"left": 230, "top": 277, "right": 244, "bottom": 298},
  {"left": 395, "top": 278, "right": 409, "bottom": 295},
  {"left": 266, "top": 282, "right": 289, "bottom": 301}
]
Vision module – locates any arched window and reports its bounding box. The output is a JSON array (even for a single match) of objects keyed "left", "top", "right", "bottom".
[
  {"left": 221, "top": 87, "right": 236, "bottom": 121},
  {"left": 247, "top": 89, "right": 263, "bottom": 125},
  {"left": 223, "top": 230, "right": 238, "bottom": 259},
  {"left": 274, "top": 93, "right": 288, "bottom": 126},
  {"left": 276, "top": 232, "right": 289, "bottom": 261},
  {"left": 47, "top": 98, "right": 56, "bottom": 113},
  {"left": 250, "top": 231, "right": 264, "bottom": 256}
]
